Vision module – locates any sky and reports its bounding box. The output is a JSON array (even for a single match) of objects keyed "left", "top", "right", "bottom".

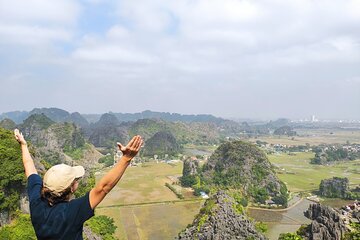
[{"left": 0, "top": 0, "right": 359, "bottom": 120}]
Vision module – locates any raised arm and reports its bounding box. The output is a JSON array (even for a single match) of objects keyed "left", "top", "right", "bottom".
[
  {"left": 14, "top": 129, "right": 38, "bottom": 177},
  {"left": 89, "top": 135, "right": 143, "bottom": 209}
]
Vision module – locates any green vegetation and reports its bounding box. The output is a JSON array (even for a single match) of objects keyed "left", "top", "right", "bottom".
[
  {"left": 53, "top": 122, "right": 86, "bottom": 151},
  {"left": 268, "top": 152, "right": 360, "bottom": 192},
  {"left": 129, "top": 118, "right": 222, "bottom": 146},
  {"left": 311, "top": 144, "right": 360, "bottom": 165},
  {"left": 273, "top": 126, "right": 296, "bottom": 136},
  {"left": 198, "top": 141, "right": 288, "bottom": 204},
  {"left": 64, "top": 143, "right": 90, "bottom": 160},
  {"left": 21, "top": 114, "right": 54, "bottom": 130},
  {"left": 255, "top": 222, "right": 268, "bottom": 234},
  {"left": 85, "top": 215, "right": 117, "bottom": 240},
  {"left": 195, "top": 199, "right": 216, "bottom": 231},
  {"left": 75, "top": 172, "right": 96, "bottom": 198},
  {"left": 0, "top": 213, "right": 36, "bottom": 239},
  {"left": 278, "top": 232, "right": 303, "bottom": 240},
  {"left": 180, "top": 175, "right": 198, "bottom": 187},
  {"left": 142, "top": 131, "right": 182, "bottom": 157},
  {"left": 344, "top": 222, "right": 360, "bottom": 240},
  {"left": 0, "top": 118, "right": 16, "bottom": 130},
  {"left": 165, "top": 183, "right": 184, "bottom": 199},
  {"left": 99, "top": 154, "right": 114, "bottom": 167},
  {"left": 96, "top": 162, "right": 184, "bottom": 206},
  {"left": 0, "top": 128, "right": 26, "bottom": 214}
]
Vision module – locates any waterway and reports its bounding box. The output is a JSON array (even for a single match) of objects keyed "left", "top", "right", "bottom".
[{"left": 248, "top": 198, "right": 312, "bottom": 240}]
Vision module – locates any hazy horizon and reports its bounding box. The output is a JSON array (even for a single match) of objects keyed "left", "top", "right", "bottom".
[
  {"left": 1, "top": 106, "right": 359, "bottom": 122},
  {"left": 0, "top": 0, "right": 359, "bottom": 120}
]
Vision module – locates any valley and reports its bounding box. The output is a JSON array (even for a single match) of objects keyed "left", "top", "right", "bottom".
[{"left": 1, "top": 108, "right": 359, "bottom": 239}]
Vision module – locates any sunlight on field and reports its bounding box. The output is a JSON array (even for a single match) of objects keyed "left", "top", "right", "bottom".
[
  {"left": 97, "top": 201, "right": 203, "bottom": 240},
  {"left": 95, "top": 162, "right": 204, "bottom": 240},
  {"left": 97, "top": 162, "right": 184, "bottom": 206},
  {"left": 268, "top": 152, "right": 360, "bottom": 192}
]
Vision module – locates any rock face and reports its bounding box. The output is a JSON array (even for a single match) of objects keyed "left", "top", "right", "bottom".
[
  {"left": 302, "top": 203, "right": 347, "bottom": 240},
  {"left": 83, "top": 226, "right": 102, "bottom": 240},
  {"left": 88, "top": 113, "right": 128, "bottom": 149},
  {"left": 183, "top": 159, "right": 200, "bottom": 176},
  {"left": 202, "top": 141, "right": 288, "bottom": 204},
  {"left": 142, "top": 131, "right": 181, "bottom": 157},
  {"left": 319, "top": 177, "right": 349, "bottom": 199},
  {"left": 177, "top": 191, "right": 267, "bottom": 240},
  {"left": 19, "top": 114, "right": 101, "bottom": 167}
]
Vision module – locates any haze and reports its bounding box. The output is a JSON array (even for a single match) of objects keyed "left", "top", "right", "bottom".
[{"left": 0, "top": 0, "right": 359, "bottom": 120}]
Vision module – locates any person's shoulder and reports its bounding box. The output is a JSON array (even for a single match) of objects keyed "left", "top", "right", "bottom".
[
  {"left": 70, "top": 192, "right": 90, "bottom": 205},
  {"left": 27, "top": 173, "right": 42, "bottom": 187}
]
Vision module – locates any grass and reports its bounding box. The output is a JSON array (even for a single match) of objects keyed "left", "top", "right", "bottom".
[
  {"left": 268, "top": 152, "right": 360, "bottom": 192},
  {"left": 97, "top": 200, "right": 203, "bottom": 240},
  {"left": 249, "top": 129, "right": 360, "bottom": 146}
]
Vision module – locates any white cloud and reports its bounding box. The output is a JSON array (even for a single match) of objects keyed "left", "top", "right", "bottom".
[
  {"left": 0, "top": 24, "right": 71, "bottom": 45},
  {"left": 0, "top": 0, "right": 80, "bottom": 25},
  {"left": 72, "top": 45, "right": 157, "bottom": 63},
  {"left": 0, "top": 0, "right": 360, "bottom": 118}
]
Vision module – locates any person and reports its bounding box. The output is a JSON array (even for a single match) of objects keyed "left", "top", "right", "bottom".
[{"left": 14, "top": 129, "right": 143, "bottom": 240}]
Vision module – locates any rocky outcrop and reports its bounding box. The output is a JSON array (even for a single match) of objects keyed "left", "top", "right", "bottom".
[
  {"left": 0, "top": 118, "right": 16, "bottom": 130},
  {"left": 0, "top": 211, "right": 10, "bottom": 227},
  {"left": 142, "top": 131, "right": 181, "bottom": 157},
  {"left": 202, "top": 141, "right": 288, "bottom": 204},
  {"left": 319, "top": 177, "right": 349, "bottom": 199},
  {"left": 19, "top": 114, "right": 101, "bottom": 167},
  {"left": 177, "top": 191, "right": 267, "bottom": 240},
  {"left": 183, "top": 159, "right": 200, "bottom": 176},
  {"left": 87, "top": 113, "right": 128, "bottom": 149},
  {"left": 83, "top": 226, "right": 102, "bottom": 240},
  {"left": 302, "top": 203, "right": 347, "bottom": 240}
]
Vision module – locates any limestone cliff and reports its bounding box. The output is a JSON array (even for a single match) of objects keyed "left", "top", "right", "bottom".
[
  {"left": 201, "top": 141, "right": 288, "bottom": 205},
  {"left": 177, "top": 191, "right": 267, "bottom": 240},
  {"left": 142, "top": 131, "right": 181, "bottom": 157},
  {"left": 301, "top": 203, "right": 348, "bottom": 240},
  {"left": 319, "top": 177, "right": 349, "bottom": 199}
]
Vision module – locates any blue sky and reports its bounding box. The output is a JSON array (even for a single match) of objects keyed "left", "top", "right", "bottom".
[{"left": 0, "top": 0, "right": 359, "bottom": 120}]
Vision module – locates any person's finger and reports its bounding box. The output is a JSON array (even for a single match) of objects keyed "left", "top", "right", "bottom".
[
  {"left": 126, "top": 136, "right": 138, "bottom": 148},
  {"left": 117, "top": 142, "right": 126, "bottom": 151},
  {"left": 135, "top": 139, "right": 143, "bottom": 151},
  {"left": 134, "top": 137, "right": 142, "bottom": 149}
]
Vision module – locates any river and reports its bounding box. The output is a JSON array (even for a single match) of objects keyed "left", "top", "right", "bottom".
[{"left": 248, "top": 198, "right": 312, "bottom": 240}]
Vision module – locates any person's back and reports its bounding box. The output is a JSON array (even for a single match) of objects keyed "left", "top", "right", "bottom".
[
  {"left": 28, "top": 174, "right": 93, "bottom": 239},
  {"left": 14, "top": 129, "right": 143, "bottom": 240}
]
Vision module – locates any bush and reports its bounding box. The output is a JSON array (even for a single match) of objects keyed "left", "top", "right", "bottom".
[
  {"left": 99, "top": 154, "right": 114, "bottom": 167},
  {"left": 278, "top": 233, "right": 303, "bottom": 240},
  {"left": 165, "top": 183, "right": 184, "bottom": 199},
  {"left": 0, "top": 128, "right": 26, "bottom": 214},
  {"left": 0, "top": 213, "right": 36, "bottom": 239},
  {"left": 255, "top": 222, "right": 268, "bottom": 233},
  {"left": 74, "top": 173, "right": 96, "bottom": 198},
  {"left": 85, "top": 215, "right": 117, "bottom": 240}
]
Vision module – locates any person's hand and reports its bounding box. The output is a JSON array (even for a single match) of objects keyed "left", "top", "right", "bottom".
[
  {"left": 117, "top": 135, "right": 143, "bottom": 161},
  {"left": 14, "top": 129, "right": 27, "bottom": 146}
]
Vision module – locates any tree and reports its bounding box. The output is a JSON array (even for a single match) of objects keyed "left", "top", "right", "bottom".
[{"left": 278, "top": 233, "right": 303, "bottom": 240}]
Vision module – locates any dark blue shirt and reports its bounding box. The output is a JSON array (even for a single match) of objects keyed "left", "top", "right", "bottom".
[{"left": 27, "top": 174, "right": 94, "bottom": 240}]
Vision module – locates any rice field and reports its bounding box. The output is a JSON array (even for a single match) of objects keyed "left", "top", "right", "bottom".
[
  {"left": 268, "top": 152, "right": 360, "bottom": 192},
  {"left": 94, "top": 129, "right": 360, "bottom": 239}
]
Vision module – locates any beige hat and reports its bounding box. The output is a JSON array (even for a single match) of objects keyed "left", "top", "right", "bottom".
[{"left": 43, "top": 164, "right": 85, "bottom": 196}]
